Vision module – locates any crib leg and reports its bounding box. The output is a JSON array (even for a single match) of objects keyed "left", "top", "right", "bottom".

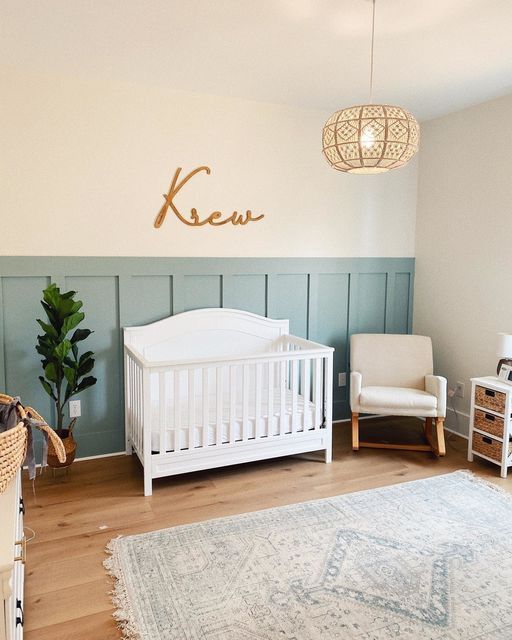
[
  {"left": 144, "top": 469, "right": 153, "bottom": 497},
  {"left": 125, "top": 438, "right": 133, "bottom": 455},
  {"left": 325, "top": 447, "right": 332, "bottom": 464}
]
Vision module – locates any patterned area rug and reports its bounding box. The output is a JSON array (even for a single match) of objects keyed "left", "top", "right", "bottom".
[{"left": 105, "top": 471, "right": 512, "bottom": 639}]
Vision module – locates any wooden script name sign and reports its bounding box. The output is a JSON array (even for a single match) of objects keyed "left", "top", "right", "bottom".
[{"left": 154, "top": 166, "right": 265, "bottom": 228}]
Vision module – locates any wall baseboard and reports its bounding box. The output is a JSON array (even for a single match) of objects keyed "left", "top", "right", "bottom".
[
  {"left": 25, "top": 450, "right": 126, "bottom": 471},
  {"left": 445, "top": 405, "right": 470, "bottom": 438},
  {"left": 444, "top": 425, "right": 468, "bottom": 440},
  {"left": 334, "top": 415, "right": 381, "bottom": 424},
  {"left": 74, "top": 451, "right": 126, "bottom": 462}
]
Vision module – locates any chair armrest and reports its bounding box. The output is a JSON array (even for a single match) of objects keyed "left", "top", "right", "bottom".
[
  {"left": 425, "top": 374, "right": 447, "bottom": 417},
  {"left": 350, "top": 371, "right": 362, "bottom": 412}
]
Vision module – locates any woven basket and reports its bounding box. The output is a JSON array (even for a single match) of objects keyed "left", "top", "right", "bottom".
[
  {"left": 48, "top": 429, "right": 76, "bottom": 468},
  {"left": 0, "top": 422, "right": 28, "bottom": 494},
  {"left": 475, "top": 385, "right": 506, "bottom": 414},
  {"left": 472, "top": 431, "right": 512, "bottom": 462},
  {"left": 23, "top": 405, "right": 67, "bottom": 465},
  {"left": 474, "top": 409, "right": 504, "bottom": 439},
  {"left": 0, "top": 394, "right": 66, "bottom": 491}
]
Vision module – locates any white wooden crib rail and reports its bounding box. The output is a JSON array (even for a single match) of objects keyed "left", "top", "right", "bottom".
[
  {"left": 124, "top": 346, "right": 145, "bottom": 460},
  {"left": 124, "top": 336, "right": 333, "bottom": 495}
]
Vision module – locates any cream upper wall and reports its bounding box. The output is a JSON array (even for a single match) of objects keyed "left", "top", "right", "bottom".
[
  {"left": 413, "top": 93, "right": 512, "bottom": 433},
  {"left": 0, "top": 67, "right": 417, "bottom": 257}
]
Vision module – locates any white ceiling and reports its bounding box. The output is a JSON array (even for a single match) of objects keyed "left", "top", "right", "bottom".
[{"left": 2, "top": 0, "right": 512, "bottom": 121}]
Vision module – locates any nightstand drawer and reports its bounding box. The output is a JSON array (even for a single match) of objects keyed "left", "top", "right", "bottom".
[
  {"left": 472, "top": 432, "right": 512, "bottom": 462},
  {"left": 474, "top": 409, "right": 505, "bottom": 438},
  {"left": 475, "top": 385, "right": 506, "bottom": 414}
]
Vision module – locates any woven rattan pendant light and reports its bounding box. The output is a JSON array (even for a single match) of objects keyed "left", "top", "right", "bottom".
[{"left": 322, "top": 0, "right": 419, "bottom": 174}]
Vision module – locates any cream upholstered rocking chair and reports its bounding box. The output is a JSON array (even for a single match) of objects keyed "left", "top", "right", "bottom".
[{"left": 350, "top": 334, "right": 447, "bottom": 456}]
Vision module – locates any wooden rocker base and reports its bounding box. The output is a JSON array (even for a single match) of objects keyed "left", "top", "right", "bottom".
[{"left": 351, "top": 413, "right": 446, "bottom": 457}]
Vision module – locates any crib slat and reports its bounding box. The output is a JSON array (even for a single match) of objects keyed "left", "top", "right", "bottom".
[
  {"left": 174, "top": 370, "right": 181, "bottom": 451},
  {"left": 267, "top": 361, "right": 274, "bottom": 437},
  {"left": 291, "top": 359, "right": 298, "bottom": 433},
  {"left": 133, "top": 360, "right": 138, "bottom": 450},
  {"left": 126, "top": 356, "right": 130, "bottom": 421},
  {"left": 302, "top": 358, "right": 310, "bottom": 431},
  {"left": 131, "top": 360, "right": 136, "bottom": 451},
  {"left": 135, "top": 361, "right": 140, "bottom": 452},
  {"left": 139, "top": 365, "right": 144, "bottom": 453},
  {"left": 135, "top": 363, "right": 140, "bottom": 452},
  {"left": 314, "top": 357, "right": 322, "bottom": 429},
  {"left": 159, "top": 372, "right": 166, "bottom": 454},
  {"left": 216, "top": 366, "right": 223, "bottom": 446},
  {"left": 127, "top": 357, "right": 132, "bottom": 445},
  {"left": 229, "top": 365, "right": 237, "bottom": 444},
  {"left": 188, "top": 369, "right": 195, "bottom": 451},
  {"left": 202, "top": 368, "right": 209, "bottom": 448},
  {"left": 139, "top": 365, "right": 144, "bottom": 451},
  {"left": 168, "top": 370, "right": 174, "bottom": 451},
  {"left": 140, "top": 365, "right": 144, "bottom": 451},
  {"left": 134, "top": 362, "right": 138, "bottom": 452},
  {"left": 142, "top": 369, "right": 152, "bottom": 484},
  {"left": 280, "top": 360, "right": 286, "bottom": 435},
  {"left": 255, "top": 363, "right": 262, "bottom": 439},
  {"left": 124, "top": 354, "right": 130, "bottom": 452},
  {"left": 242, "top": 364, "right": 249, "bottom": 441}
]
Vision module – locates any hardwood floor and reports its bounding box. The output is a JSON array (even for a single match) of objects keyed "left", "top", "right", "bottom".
[{"left": 21, "top": 418, "right": 511, "bottom": 639}]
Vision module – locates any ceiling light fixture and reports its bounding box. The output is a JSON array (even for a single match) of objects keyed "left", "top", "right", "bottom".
[{"left": 322, "top": 0, "right": 420, "bottom": 174}]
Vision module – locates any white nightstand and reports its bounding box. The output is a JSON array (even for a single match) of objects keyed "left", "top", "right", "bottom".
[{"left": 468, "top": 376, "right": 512, "bottom": 478}]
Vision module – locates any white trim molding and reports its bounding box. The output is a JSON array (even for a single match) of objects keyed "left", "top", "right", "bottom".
[{"left": 445, "top": 406, "right": 470, "bottom": 438}]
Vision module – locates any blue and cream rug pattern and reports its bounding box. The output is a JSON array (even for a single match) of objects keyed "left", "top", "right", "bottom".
[{"left": 105, "top": 471, "right": 512, "bottom": 639}]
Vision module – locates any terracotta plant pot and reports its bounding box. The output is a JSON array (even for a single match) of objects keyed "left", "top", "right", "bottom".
[{"left": 47, "top": 427, "right": 77, "bottom": 468}]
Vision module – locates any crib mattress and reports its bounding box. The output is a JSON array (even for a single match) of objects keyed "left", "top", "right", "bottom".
[{"left": 150, "top": 389, "right": 320, "bottom": 452}]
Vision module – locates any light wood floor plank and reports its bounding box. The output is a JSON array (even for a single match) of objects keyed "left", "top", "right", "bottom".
[{"left": 24, "top": 611, "right": 119, "bottom": 640}]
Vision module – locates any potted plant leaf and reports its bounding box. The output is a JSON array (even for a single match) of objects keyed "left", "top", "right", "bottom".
[{"left": 36, "top": 283, "right": 97, "bottom": 467}]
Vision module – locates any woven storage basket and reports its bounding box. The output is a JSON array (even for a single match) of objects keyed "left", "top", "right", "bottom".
[
  {"left": 475, "top": 385, "right": 506, "bottom": 414},
  {"left": 48, "top": 430, "right": 76, "bottom": 468},
  {"left": 24, "top": 405, "right": 67, "bottom": 466},
  {"left": 0, "top": 394, "right": 66, "bottom": 491},
  {"left": 472, "top": 432, "right": 512, "bottom": 463},
  {"left": 0, "top": 422, "right": 27, "bottom": 494},
  {"left": 474, "top": 409, "right": 504, "bottom": 439}
]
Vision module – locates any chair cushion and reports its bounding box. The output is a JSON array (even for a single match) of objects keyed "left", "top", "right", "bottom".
[
  {"left": 359, "top": 386, "right": 437, "bottom": 413},
  {"left": 350, "top": 334, "right": 433, "bottom": 389}
]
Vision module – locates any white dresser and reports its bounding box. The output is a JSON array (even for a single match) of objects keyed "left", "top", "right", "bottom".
[
  {"left": 468, "top": 376, "right": 512, "bottom": 478},
  {"left": 0, "top": 471, "right": 24, "bottom": 640}
]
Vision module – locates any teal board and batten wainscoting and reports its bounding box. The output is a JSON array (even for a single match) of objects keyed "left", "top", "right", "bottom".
[{"left": 0, "top": 257, "right": 414, "bottom": 459}]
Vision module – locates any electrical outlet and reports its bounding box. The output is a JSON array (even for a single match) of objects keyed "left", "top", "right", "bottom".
[
  {"left": 69, "top": 400, "right": 81, "bottom": 418},
  {"left": 338, "top": 372, "right": 347, "bottom": 387},
  {"left": 455, "top": 382, "right": 465, "bottom": 399}
]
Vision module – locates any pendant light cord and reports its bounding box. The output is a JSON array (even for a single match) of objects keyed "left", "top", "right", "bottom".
[{"left": 369, "top": 0, "right": 376, "bottom": 104}]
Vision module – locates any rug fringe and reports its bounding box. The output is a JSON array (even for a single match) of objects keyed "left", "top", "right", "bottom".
[
  {"left": 453, "top": 468, "right": 512, "bottom": 499},
  {"left": 104, "top": 536, "right": 141, "bottom": 640}
]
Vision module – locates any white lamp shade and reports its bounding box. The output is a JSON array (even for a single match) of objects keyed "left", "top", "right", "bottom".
[
  {"left": 322, "top": 104, "right": 420, "bottom": 173},
  {"left": 497, "top": 333, "right": 512, "bottom": 357}
]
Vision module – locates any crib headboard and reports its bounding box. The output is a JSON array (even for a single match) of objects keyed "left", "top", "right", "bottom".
[{"left": 124, "top": 308, "right": 289, "bottom": 362}]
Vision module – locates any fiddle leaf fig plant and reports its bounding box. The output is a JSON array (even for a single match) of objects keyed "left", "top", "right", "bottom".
[{"left": 36, "top": 283, "right": 97, "bottom": 433}]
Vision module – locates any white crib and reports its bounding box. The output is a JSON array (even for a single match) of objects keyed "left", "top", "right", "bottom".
[{"left": 124, "top": 308, "right": 334, "bottom": 496}]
